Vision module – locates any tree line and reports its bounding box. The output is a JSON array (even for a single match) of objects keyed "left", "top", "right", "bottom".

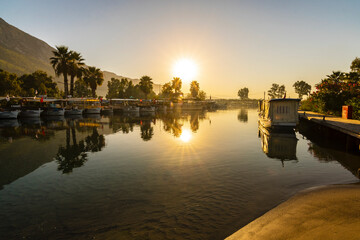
[{"left": 237, "top": 81, "right": 311, "bottom": 100}]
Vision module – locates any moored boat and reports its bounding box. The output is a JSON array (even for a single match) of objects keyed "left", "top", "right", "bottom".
[
  {"left": 20, "top": 108, "right": 42, "bottom": 118},
  {"left": 123, "top": 106, "right": 140, "bottom": 113},
  {"left": 0, "top": 110, "right": 20, "bottom": 119},
  {"left": 258, "top": 98, "right": 300, "bottom": 129},
  {"left": 139, "top": 106, "right": 155, "bottom": 113},
  {"left": 65, "top": 108, "right": 84, "bottom": 115}
]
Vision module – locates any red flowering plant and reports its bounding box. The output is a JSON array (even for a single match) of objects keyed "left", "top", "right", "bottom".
[{"left": 310, "top": 71, "right": 360, "bottom": 117}]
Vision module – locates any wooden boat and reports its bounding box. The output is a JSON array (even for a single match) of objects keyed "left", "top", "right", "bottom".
[
  {"left": 65, "top": 108, "right": 83, "bottom": 115},
  {"left": 123, "top": 106, "right": 140, "bottom": 113},
  {"left": 100, "top": 100, "right": 113, "bottom": 114},
  {"left": 41, "top": 99, "right": 65, "bottom": 116},
  {"left": 139, "top": 106, "right": 155, "bottom": 113},
  {"left": 83, "top": 99, "right": 101, "bottom": 114},
  {"left": 20, "top": 108, "right": 42, "bottom": 118},
  {"left": 0, "top": 97, "right": 21, "bottom": 119},
  {"left": 0, "top": 110, "right": 20, "bottom": 119},
  {"left": 258, "top": 98, "right": 300, "bottom": 128}
]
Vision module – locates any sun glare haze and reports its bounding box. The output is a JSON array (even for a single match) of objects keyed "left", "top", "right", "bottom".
[
  {"left": 179, "top": 129, "right": 192, "bottom": 143},
  {"left": 172, "top": 58, "right": 198, "bottom": 83}
]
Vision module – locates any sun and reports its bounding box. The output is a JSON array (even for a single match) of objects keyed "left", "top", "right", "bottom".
[
  {"left": 179, "top": 129, "right": 192, "bottom": 143},
  {"left": 172, "top": 58, "right": 198, "bottom": 83}
]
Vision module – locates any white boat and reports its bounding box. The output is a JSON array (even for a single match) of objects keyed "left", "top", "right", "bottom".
[
  {"left": 0, "top": 110, "right": 20, "bottom": 119},
  {"left": 123, "top": 106, "right": 140, "bottom": 113},
  {"left": 258, "top": 98, "right": 300, "bottom": 128},
  {"left": 19, "top": 108, "right": 42, "bottom": 118},
  {"left": 65, "top": 108, "right": 84, "bottom": 115}
]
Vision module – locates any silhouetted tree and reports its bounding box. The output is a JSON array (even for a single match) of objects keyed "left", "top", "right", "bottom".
[{"left": 50, "top": 46, "right": 72, "bottom": 97}]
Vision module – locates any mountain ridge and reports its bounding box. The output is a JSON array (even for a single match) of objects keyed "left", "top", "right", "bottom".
[{"left": 0, "top": 17, "right": 160, "bottom": 96}]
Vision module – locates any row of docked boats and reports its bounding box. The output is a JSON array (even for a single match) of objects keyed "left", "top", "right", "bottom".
[{"left": 0, "top": 98, "right": 105, "bottom": 119}]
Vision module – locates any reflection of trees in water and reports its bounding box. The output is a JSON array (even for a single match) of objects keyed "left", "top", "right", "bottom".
[
  {"left": 140, "top": 120, "right": 154, "bottom": 141},
  {"left": 157, "top": 110, "right": 206, "bottom": 137},
  {"left": 0, "top": 125, "right": 55, "bottom": 142},
  {"left": 237, "top": 109, "right": 248, "bottom": 123},
  {"left": 55, "top": 126, "right": 105, "bottom": 174},
  {"left": 109, "top": 115, "right": 135, "bottom": 134}
]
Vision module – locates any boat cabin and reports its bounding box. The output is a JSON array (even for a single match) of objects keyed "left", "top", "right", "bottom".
[{"left": 258, "top": 98, "right": 300, "bottom": 128}]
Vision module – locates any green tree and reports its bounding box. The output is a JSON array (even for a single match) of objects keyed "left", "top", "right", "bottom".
[
  {"left": 0, "top": 69, "right": 21, "bottom": 96},
  {"left": 198, "top": 90, "right": 206, "bottom": 100},
  {"left": 74, "top": 78, "right": 91, "bottom": 97},
  {"left": 106, "top": 78, "right": 121, "bottom": 99},
  {"left": 68, "top": 51, "right": 85, "bottom": 97},
  {"left": 190, "top": 80, "right": 200, "bottom": 98},
  {"left": 160, "top": 82, "right": 173, "bottom": 98},
  {"left": 237, "top": 87, "right": 249, "bottom": 100},
  {"left": 350, "top": 57, "right": 360, "bottom": 73},
  {"left": 268, "top": 83, "right": 286, "bottom": 99},
  {"left": 83, "top": 67, "right": 104, "bottom": 98},
  {"left": 293, "top": 80, "right": 311, "bottom": 99},
  {"left": 139, "top": 75, "right": 153, "bottom": 99},
  {"left": 50, "top": 46, "right": 72, "bottom": 97},
  {"left": 19, "top": 70, "right": 59, "bottom": 97},
  {"left": 171, "top": 77, "right": 182, "bottom": 94}
]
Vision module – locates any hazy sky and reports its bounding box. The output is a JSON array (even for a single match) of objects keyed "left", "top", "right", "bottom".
[{"left": 2, "top": 0, "right": 360, "bottom": 98}]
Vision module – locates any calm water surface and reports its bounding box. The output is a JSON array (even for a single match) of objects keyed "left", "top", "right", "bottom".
[{"left": 0, "top": 109, "right": 359, "bottom": 240}]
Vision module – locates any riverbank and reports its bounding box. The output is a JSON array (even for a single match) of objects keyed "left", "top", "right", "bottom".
[{"left": 226, "top": 183, "right": 360, "bottom": 240}]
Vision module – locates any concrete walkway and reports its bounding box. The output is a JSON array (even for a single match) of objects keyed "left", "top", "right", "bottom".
[
  {"left": 299, "top": 111, "right": 360, "bottom": 140},
  {"left": 226, "top": 184, "right": 360, "bottom": 240}
]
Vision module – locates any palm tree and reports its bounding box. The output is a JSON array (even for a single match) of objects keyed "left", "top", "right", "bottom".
[
  {"left": 50, "top": 46, "right": 72, "bottom": 97},
  {"left": 83, "top": 66, "right": 104, "bottom": 98},
  {"left": 68, "top": 51, "right": 85, "bottom": 96},
  {"left": 139, "top": 75, "right": 153, "bottom": 99}
]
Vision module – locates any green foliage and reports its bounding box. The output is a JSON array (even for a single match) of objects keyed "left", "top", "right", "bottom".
[
  {"left": 198, "top": 90, "right": 206, "bottom": 100},
  {"left": 306, "top": 64, "right": 360, "bottom": 118},
  {"left": 83, "top": 66, "right": 104, "bottom": 98},
  {"left": 19, "top": 70, "right": 60, "bottom": 97},
  {"left": 106, "top": 78, "right": 121, "bottom": 99},
  {"left": 345, "top": 97, "right": 360, "bottom": 120},
  {"left": 50, "top": 46, "right": 72, "bottom": 97},
  {"left": 190, "top": 81, "right": 200, "bottom": 98},
  {"left": 74, "top": 78, "right": 91, "bottom": 97},
  {"left": 171, "top": 77, "right": 182, "bottom": 94},
  {"left": 293, "top": 80, "right": 311, "bottom": 99},
  {"left": 68, "top": 51, "right": 85, "bottom": 96},
  {"left": 0, "top": 69, "right": 21, "bottom": 96},
  {"left": 160, "top": 82, "right": 173, "bottom": 98},
  {"left": 139, "top": 75, "right": 153, "bottom": 98},
  {"left": 350, "top": 57, "right": 360, "bottom": 73},
  {"left": 237, "top": 87, "right": 249, "bottom": 100},
  {"left": 268, "top": 83, "right": 285, "bottom": 99}
]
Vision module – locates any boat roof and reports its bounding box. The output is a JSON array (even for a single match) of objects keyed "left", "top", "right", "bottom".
[{"left": 265, "top": 98, "right": 301, "bottom": 102}]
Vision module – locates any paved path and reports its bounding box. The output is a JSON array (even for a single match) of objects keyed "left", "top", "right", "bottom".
[
  {"left": 226, "top": 184, "right": 360, "bottom": 240},
  {"left": 299, "top": 111, "right": 360, "bottom": 139}
]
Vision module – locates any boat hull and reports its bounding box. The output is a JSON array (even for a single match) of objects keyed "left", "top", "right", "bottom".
[
  {"left": 84, "top": 107, "right": 101, "bottom": 114},
  {"left": 41, "top": 108, "right": 65, "bottom": 116},
  {"left": 0, "top": 110, "right": 20, "bottom": 119},
  {"left": 65, "top": 109, "right": 84, "bottom": 115},
  {"left": 19, "top": 109, "right": 42, "bottom": 118}
]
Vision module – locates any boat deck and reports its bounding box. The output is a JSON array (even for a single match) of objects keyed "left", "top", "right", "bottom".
[{"left": 299, "top": 111, "right": 360, "bottom": 140}]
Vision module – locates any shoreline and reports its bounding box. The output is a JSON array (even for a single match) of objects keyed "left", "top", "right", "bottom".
[{"left": 226, "top": 183, "right": 360, "bottom": 240}]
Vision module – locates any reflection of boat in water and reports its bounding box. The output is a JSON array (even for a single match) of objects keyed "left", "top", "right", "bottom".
[
  {"left": 258, "top": 123, "right": 298, "bottom": 165},
  {"left": 83, "top": 114, "right": 101, "bottom": 120},
  {"left": 19, "top": 117, "right": 43, "bottom": 126},
  {"left": 258, "top": 98, "right": 300, "bottom": 128}
]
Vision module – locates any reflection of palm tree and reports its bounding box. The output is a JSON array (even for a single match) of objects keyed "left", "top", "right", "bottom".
[
  {"left": 190, "top": 112, "right": 199, "bottom": 132},
  {"left": 85, "top": 128, "right": 106, "bottom": 152},
  {"left": 55, "top": 128, "right": 87, "bottom": 174},
  {"left": 55, "top": 126, "right": 105, "bottom": 174},
  {"left": 237, "top": 109, "right": 248, "bottom": 123},
  {"left": 140, "top": 121, "right": 154, "bottom": 141}
]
